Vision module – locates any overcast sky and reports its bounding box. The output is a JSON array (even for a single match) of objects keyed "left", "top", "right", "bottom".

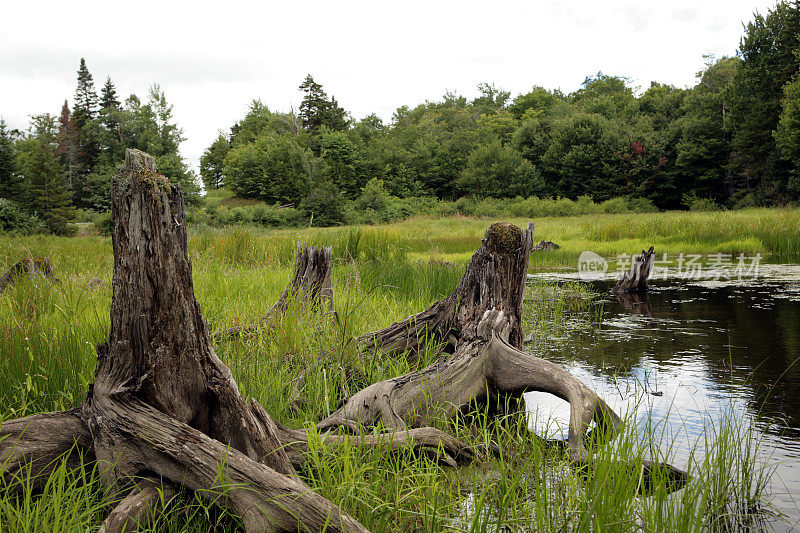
[{"left": 0, "top": 0, "right": 778, "bottom": 173}]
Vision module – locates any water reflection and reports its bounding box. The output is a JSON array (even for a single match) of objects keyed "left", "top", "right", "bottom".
[{"left": 524, "top": 266, "right": 800, "bottom": 528}]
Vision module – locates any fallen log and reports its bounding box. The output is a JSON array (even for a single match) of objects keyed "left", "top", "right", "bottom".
[
  {"left": 533, "top": 240, "right": 560, "bottom": 251},
  {"left": 613, "top": 246, "right": 655, "bottom": 293}
]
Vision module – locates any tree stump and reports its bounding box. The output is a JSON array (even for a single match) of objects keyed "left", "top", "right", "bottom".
[
  {"left": 1, "top": 149, "right": 368, "bottom": 532},
  {"left": 318, "top": 222, "right": 623, "bottom": 462},
  {"left": 0, "top": 257, "right": 59, "bottom": 293},
  {"left": 613, "top": 246, "right": 655, "bottom": 293},
  {"left": 213, "top": 243, "right": 334, "bottom": 339}
]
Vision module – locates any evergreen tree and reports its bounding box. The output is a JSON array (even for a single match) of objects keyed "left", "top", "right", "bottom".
[
  {"left": 56, "top": 100, "right": 82, "bottom": 190},
  {"left": 299, "top": 75, "right": 347, "bottom": 134},
  {"left": 0, "top": 119, "right": 21, "bottom": 201},
  {"left": 100, "top": 76, "right": 120, "bottom": 111},
  {"left": 73, "top": 58, "right": 99, "bottom": 129},
  {"left": 73, "top": 58, "right": 101, "bottom": 175},
  {"left": 16, "top": 132, "right": 73, "bottom": 234}
]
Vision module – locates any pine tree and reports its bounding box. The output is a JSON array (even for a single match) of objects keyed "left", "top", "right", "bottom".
[
  {"left": 0, "top": 119, "right": 21, "bottom": 201},
  {"left": 56, "top": 101, "right": 81, "bottom": 190},
  {"left": 17, "top": 134, "right": 73, "bottom": 234},
  {"left": 73, "top": 58, "right": 99, "bottom": 129},
  {"left": 299, "top": 74, "right": 347, "bottom": 134},
  {"left": 100, "top": 76, "right": 120, "bottom": 111},
  {"left": 73, "top": 58, "right": 101, "bottom": 180}
]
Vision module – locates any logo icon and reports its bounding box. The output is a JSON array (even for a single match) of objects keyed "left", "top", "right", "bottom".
[{"left": 578, "top": 251, "right": 608, "bottom": 280}]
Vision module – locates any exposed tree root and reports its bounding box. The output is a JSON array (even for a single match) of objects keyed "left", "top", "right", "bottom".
[
  {"left": 0, "top": 409, "right": 93, "bottom": 492},
  {"left": 98, "top": 478, "right": 177, "bottom": 533}
]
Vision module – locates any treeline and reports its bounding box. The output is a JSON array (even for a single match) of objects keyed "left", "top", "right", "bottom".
[
  {"left": 1, "top": 2, "right": 799, "bottom": 235},
  {"left": 0, "top": 59, "right": 196, "bottom": 234},
  {"left": 200, "top": 0, "right": 800, "bottom": 226}
]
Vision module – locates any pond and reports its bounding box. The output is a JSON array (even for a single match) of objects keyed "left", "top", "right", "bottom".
[{"left": 524, "top": 262, "right": 800, "bottom": 530}]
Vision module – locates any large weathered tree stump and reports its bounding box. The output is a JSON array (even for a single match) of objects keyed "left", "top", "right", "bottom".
[
  {"left": 316, "top": 222, "right": 622, "bottom": 462},
  {"left": 1, "top": 150, "right": 368, "bottom": 532}
]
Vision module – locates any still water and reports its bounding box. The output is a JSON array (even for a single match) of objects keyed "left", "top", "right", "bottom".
[{"left": 524, "top": 263, "right": 800, "bottom": 530}]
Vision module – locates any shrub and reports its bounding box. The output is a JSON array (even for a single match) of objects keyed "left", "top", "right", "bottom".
[
  {"left": 625, "top": 196, "right": 658, "bottom": 213},
  {"left": 300, "top": 181, "right": 347, "bottom": 226},
  {"left": 0, "top": 199, "right": 48, "bottom": 234},
  {"left": 684, "top": 193, "right": 721, "bottom": 211},
  {"left": 600, "top": 197, "right": 630, "bottom": 214},
  {"left": 93, "top": 211, "right": 113, "bottom": 236}
]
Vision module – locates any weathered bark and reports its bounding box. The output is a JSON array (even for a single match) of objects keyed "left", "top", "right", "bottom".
[
  {"left": 613, "top": 246, "right": 655, "bottom": 293},
  {"left": 75, "top": 149, "right": 364, "bottom": 531},
  {"left": 0, "top": 257, "right": 59, "bottom": 294},
  {"left": 0, "top": 409, "right": 93, "bottom": 492},
  {"left": 214, "top": 244, "right": 334, "bottom": 339},
  {"left": 98, "top": 478, "right": 177, "bottom": 533},
  {"left": 357, "top": 222, "right": 531, "bottom": 359}
]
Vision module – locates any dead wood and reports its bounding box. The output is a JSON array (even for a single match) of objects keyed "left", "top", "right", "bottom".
[
  {"left": 318, "top": 223, "right": 678, "bottom": 480},
  {"left": 613, "top": 246, "right": 655, "bottom": 293},
  {"left": 0, "top": 409, "right": 93, "bottom": 492},
  {"left": 533, "top": 240, "right": 560, "bottom": 251},
  {"left": 98, "top": 478, "right": 177, "bottom": 533},
  {"left": 86, "top": 277, "right": 111, "bottom": 290},
  {"left": 356, "top": 222, "right": 531, "bottom": 359},
  {"left": 213, "top": 243, "right": 334, "bottom": 339},
  {"left": 0, "top": 257, "right": 59, "bottom": 294}
]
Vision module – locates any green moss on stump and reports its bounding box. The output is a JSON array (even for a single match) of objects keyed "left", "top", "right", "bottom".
[{"left": 484, "top": 222, "right": 523, "bottom": 254}]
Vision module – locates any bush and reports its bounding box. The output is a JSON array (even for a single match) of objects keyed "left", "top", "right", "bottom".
[
  {"left": 600, "top": 197, "right": 630, "bottom": 214},
  {"left": 355, "top": 178, "right": 391, "bottom": 214},
  {"left": 625, "top": 196, "right": 658, "bottom": 213},
  {"left": 455, "top": 197, "right": 477, "bottom": 216},
  {"left": 94, "top": 211, "right": 113, "bottom": 236},
  {"left": 684, "top": 193, "right": 721, "bottom": 211},
  {"left": 300, "top": 181, "right": 347, "bottom": 226},
  {"left": 0, "top": 199, "right": 48, "bottom": 234}
]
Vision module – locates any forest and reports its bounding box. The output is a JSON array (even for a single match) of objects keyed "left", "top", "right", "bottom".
[{"left": 1, "top": 0, "right": 799, "bottom": 234}]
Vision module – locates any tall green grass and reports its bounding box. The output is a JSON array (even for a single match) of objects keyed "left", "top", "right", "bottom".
[{"left": 0, "top": 210, "right": 790, "bottom": 530}]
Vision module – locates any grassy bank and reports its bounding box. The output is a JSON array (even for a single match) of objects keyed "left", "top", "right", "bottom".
[{"left": 0, "top": 209, "right": 786, "bottom": 531}]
